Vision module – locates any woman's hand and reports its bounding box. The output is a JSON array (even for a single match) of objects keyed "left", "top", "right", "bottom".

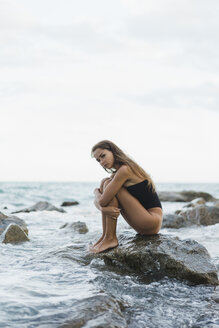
[
  {"left": 101, "top": 206, "right": 120, "bottom": 219},
  {"left": 93, "top": 188, "right": 101, "bottom": 195}
]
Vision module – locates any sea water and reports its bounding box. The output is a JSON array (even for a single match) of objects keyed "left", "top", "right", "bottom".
[{"left": 0, "top": 182, "right": 219, "bottom": 328}]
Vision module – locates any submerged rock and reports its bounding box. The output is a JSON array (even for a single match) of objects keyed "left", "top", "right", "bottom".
[
  {"left": 91, "top": 232, "right": 218, "bottom": 286},
  {"left": 214, "top": 200, "right": 219, "bottom": 208},
  {"left": 12, "top": 201, "right": 66, "bottom": 214},
  {"left": 162, "top": 213, "right": 186, "bottom": 228},
  {"left": 2, "top": 224, "right": 29, "bottom": 244},
  {"left": 61, "top": 201, "right": 79, "bottom": 207},
  {"left": 0, "top": 212, "right": 28, "bottom": 235},
  {"left": 212, "top": 286, "right": 219, "bottom": 303},
  {"left": 59, "top": 294, "right": 127, "bottom": 328},
  {"left": 163, "top": 205, "right": 219, "bottom": 228},
  {"left": 183, "top": 197, "right": 206, "bottom": 208},
  {"left": 158, "top": 191, "right": 216, "bottom": 202},
  {"left": 60, "top": 221, "right": 88, "bottom": 234}
]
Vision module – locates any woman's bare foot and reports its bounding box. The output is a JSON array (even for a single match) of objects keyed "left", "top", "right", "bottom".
[
  {"left": 90, "top": 237, "right": 118, "bottom": 253},
  {"left": 89, "top": 235, "right": 105, "bottom": 250}
]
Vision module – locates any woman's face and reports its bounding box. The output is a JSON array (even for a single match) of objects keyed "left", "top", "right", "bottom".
[{"left": 93, "top": 148, "right": 115, "bottom": 170}]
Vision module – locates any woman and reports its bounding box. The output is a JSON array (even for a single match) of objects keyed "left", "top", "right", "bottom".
[{"left": 90, "top": 140, "right": 163, "bottom": 253}]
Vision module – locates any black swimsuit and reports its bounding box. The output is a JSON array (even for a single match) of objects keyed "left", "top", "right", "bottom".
[{"left": 126, "top": 180, "right": 162, "bottom": 210}]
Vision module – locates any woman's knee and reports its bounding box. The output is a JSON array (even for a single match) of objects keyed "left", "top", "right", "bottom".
[
  {"left": 99, "top": 178, "right": 111, "bottom": 193},
  {"left": 102, "top": 178, "right": 112, "bottom": 190}
]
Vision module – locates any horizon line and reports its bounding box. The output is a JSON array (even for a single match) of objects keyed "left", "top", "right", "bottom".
[{"left": 0, "top": 180, "right": 219, "bottom": 184}]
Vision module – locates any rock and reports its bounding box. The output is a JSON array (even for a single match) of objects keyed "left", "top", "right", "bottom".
[
  {"left": 61, "top": 201, "right": 79, "bottom": 207},
  {"left": 162, "top": 213, "right": 187, "bottom": 228},
  {"left": 183, "top": 197, "right": 206, "bottom": 208},
  {"left": 181, "top": 205, "right": 219, "bottom": 226},
  {"left": 12, "top": 201, "right": 66, "bottom": 214},
  {"left": 3, "top": 206, "right": 8, "bottom": 209},
  {"left": 91, "top": 232, "right": 218, "bottom": 285},
  {"left": 0, "top": 212, "right": 7, "bottom": 219},
  {"left": 163, "top": 205, "right": 219, "bottom": 228},
  {"left": 2, "top": 224, "right": 29, "bottom": 244},
  {"left": 59, "top": 294, "right": 127, "bottom": 328},
  {"left": 0, "top": 212, "right": 28, "bottom": 235},
  {"left": 158, "top": 191, "right": 216, "bottom": 202},
  {"left": 212, "top": 286, "right": 219, "bottom": 303},
  {"left": 60, "top": 221, "right": 88, "bottom": 234},
  {"left": 214, "top": 200, "right": 219, "bottom": 208}
]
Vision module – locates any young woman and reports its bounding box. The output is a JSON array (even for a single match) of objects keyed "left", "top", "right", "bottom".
[{"left": 90, "top": 140, "right": 163, "bottom": 253}]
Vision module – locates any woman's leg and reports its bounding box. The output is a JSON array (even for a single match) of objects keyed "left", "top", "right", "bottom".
[
  {"left": 89, "top": 178, "right": 110, "bottom": 249},
  {"left": 91, "top": 179, "right": 119, "bottom": 253},
  {"left": 116, "top": 187, "right": 163, "bottom": 235}
]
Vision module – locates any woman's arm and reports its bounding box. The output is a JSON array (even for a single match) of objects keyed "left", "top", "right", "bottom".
[
  {"left": 93, "top": 189, "right": 120, "bottom": 219},
  {"left": 97, "top": 165, "right": 130, "bottom": 207}
]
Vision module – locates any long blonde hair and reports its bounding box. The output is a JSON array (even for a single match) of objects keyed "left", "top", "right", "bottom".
[{"left": 91, "top": 140, "right": 156, "bottom": 192}]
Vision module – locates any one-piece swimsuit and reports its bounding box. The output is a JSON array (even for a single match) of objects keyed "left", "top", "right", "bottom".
[{"left": 126, "top": 180, "right": 162, "bottom": 210}]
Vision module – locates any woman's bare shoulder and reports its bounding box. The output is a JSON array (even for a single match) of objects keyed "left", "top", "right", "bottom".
[{"left": 114, "top": 165, "right": 132, "bottom": 178}]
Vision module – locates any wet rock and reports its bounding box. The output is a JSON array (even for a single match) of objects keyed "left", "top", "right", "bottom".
[
  {"left": 60, "top": 221, "right": 88, "bottom": 234},
  {"left": 162, "top": 213, "right": 187, "bottom": 228},
  {"left": 0, "top": 212, "right": 7, "bottom": 219},
  {"left": 2, "top": 224, "right": 29, "bottom": 244},
  {"left": 0, "top": 212, "right": 28, "bottom": 235},
  {"left": 180, "top": 205, "right": 219, "bottom": 226},
  {"left": 163, "top": 205, "right": 219, "bottom": 228},
  {"left": 214, "top": 200, "right": 219, "bottom": 208},
  {"left": 158, "top": 191, "right": 216, "bottom": 202},
  {"left": 61, "top": 201, "right": 79, "bottom": 207},
  {"left": 12, "top": 201, "right": 66, "bottom": 214},
  {"left": 59, "top": 294, "right": 127, "bottom": 328},
  {"left": 183, "top": 197, "right": 206, "bottom": 208},
  {"left": 212, "top": 286, "right": 219, "bottom": 303},
  {"left": 92, "top": 232, "right": 218, "bottom": 285}
]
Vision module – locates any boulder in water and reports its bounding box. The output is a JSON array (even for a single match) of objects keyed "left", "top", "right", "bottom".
[
  {"left": 59, "top": 294, "right": 127, "bottom": 328},
  {"left": 2, "top": 224, "right": 29, "bottom": 244},
  {"left": 162, "top": 213, "right": 186, "bottom": 228},
  {"left": 12, "top": 201, "right": 66, "bottom": 214},
  {"left": 163, "top": 205, "right": 219, "bottom": 228},
  {"left": 0, "top": 212, "right": 28, "bottom": 235},
  {"left": 91, "top": 232, "right": 218, "bottom": 285},
  {"left": 61, "top": 201, "right": 79, "bottom": 207},
  {"left": 212, "top": 286, "right": 219, "bottom": 303},
  {"left": 183, "top": 197, "right": 206, "bottom": 208},
  {"left": 60, "top": 221, "right": 88, "bottom": 234},
  {"left": 158, "top": 191, "right": 216, "bottom": 202},
  {"left": 214, "top": 200, "right": 219, "bottom": 208}
]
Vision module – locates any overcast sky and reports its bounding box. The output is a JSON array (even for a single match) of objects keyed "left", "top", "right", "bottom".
[{"left": 1, "top": 0, "right": 219, "bottom": 183}]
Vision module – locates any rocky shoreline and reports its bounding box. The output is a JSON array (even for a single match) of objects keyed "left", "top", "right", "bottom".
[{"left": 1, "top": 191, "right": 219, "bottom": 286}]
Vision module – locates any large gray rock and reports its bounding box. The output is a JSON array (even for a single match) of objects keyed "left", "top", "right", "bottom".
[
  {"left": 12, "top": 201, "right": 66, "bottom": 214},
  {"left": 91, "top": 232, "right": 218, "bottom": 285},
  {"left": 59, "top": 294, "right": 127, "bottom": 328},
  {"left": 0, "top": 212, "right": 28, "bottom": 235},
  {"left": 162, "top": 213, "right": 186, "bottom": 229},
  {"left": 158, "top": 191, "right": 216, "bottom": 202},
  {"left": 183, "top": 197, "right": 206, "bottom": 208},
  {"left": 163, "top": 205, "right": 219, "bottom": 228},
  {"left": 2, "top": 224, "right": 29, "bottom": 244},
  {"left": 60, "top": 221, "right": 89, "bottom": 234}
]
